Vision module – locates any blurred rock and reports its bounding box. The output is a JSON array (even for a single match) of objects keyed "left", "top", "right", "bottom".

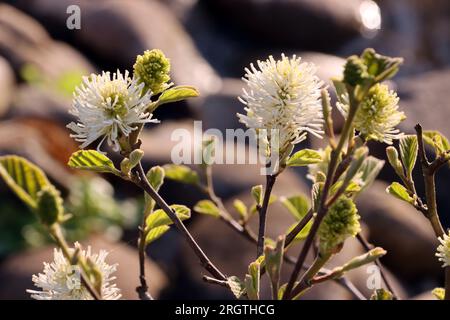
[
  {"left": 356, "top": 181, "right": 441, "bottom": 280},
  {"left": 0, "top": 119, "right": 77, "bottom": 189},
  {"left": 0, "top": 235, "right": 167, "bottom": 299},
  {"left": 201, "top": 0, "right": 365, "bottom": 50},
  {"left": 0, "top": 4, "right": 93, "bottom": 80},
  {"left": 0, "top": 55, "right": 14, "bottom": 117},
  {"left": 10, "top": 84, "right": 72, "bottom": 122},
  {"left": 14, "top": 0, "right": 221, "bottom": 97}
]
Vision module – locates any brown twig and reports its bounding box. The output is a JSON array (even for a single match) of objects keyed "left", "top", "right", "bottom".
[
  {"left": 257, "top": 174, "right": 277, "bottom": 258},
  {"left": 133, "top": 162, "right": 226, "bottom": 281}
]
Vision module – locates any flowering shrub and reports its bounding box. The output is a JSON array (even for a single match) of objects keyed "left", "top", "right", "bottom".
[{"left": 0, "top": 48, "right": 449, "bottom": 300}]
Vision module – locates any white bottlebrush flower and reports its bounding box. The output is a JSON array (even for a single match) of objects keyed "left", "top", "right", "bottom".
[
  {"left": 27, "top": 243, "right": 121, "bottom": 300},
  {"left": 67, "top": 70, "right": 158, "bottom": 152},
  {"left": 338, "top": 83, "right": 405, "bottom": 144},
  {"left": 237, "top": 54, "right": 323, "bottom": 157},
  {"left": 436, "top": 231, "right": 450, "bottom": 268}
]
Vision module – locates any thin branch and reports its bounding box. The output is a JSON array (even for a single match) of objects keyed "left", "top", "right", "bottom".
[
  {"left": 133, "top": 162, "right": 227, "bottom": 281},
  {"left": 257, "top": 174, "right": 277, "bottom": 258}
]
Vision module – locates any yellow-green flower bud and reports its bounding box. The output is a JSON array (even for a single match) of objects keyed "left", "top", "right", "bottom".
[
  {"left": 36, "top": 186, "right": 64, "bottom": 225},
  {"left": 129, "top": 149, "right": 144, "bottom": 168},
  {"left": 133, "top": 49, "right": 171, "bottom": 94},
  {"left": 318, "top": 196, "right": 361, "bottom": 254}
]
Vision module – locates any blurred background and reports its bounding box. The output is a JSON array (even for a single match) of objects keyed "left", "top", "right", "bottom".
[{"left": 0, "top": 0, "right": 449, "bottom": 300}]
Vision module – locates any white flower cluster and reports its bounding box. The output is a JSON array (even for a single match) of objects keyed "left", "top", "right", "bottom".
[
  {"left": 436, "top": 231, "right": 450, "bottom": 268},
  {"left": 67, "top": 70, "right": 158, "bottom": 152},
  {"left": 27, "top": 243, "right": 121, "bottom": 300},
  {"left": 237, "top": 54, "right": 323, "bottom": 157}
]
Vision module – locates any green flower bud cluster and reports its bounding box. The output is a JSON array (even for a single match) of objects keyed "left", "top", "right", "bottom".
[
  {"left": 370, "top": 288, "right": 393, "bottom": 300},
  {"left": 133, "top": 49, "right": 171, "bottom": 94},
  {"left": 318, "top": 196, "right": 361, "bottom": 254},
  {"left": 36, "top": 186, "right": 64, "bottom": 226}
]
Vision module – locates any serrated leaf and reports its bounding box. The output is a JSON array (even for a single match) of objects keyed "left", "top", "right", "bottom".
[
  {"left": 251, "top": 185, "right": 263, "bottom": 206},
  {"left": 227, "top": 276, "right": 245, "bottom": 299},
  {"left": 386, "top": 182, "right": 414, "bottom": 204},
  {"left": 163, "top": 164, "right": 199, "bottom": 185},
  {"left": 68, "top": 150, "right": 120, "bottom": 175},
  {"left": 145, "top": 225, "right": 170, "bottom": 245},
  {"left": 0, "top": 155, "right": 52, "bottom": 209},
  {"left": 357, "top": 156, "right": 385, "bottom": 192},
  {"left": 145, "top": 204, "right": 191, "bottom": 230},
  {"left": 194, "top": 200, "right": 220, "bottom": 218},
  {"left": 233, "top": 199, "right": 247, "bottom": 220},
  {"left": 399, "top": 135, "right": 418, "bottom": 176},
  {"left": 158, "top": 85, "right": 199, "bottom": 105},
  {"left": 280, "top": 195, "right": 309, "bottom": 221},
  {"left": 286, "top": 149, "right": 322, "bottom": 167}
]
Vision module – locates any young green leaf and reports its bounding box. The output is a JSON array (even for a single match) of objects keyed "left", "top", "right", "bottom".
[
  {"left": 251, "top": 185, "right": 263, "bottom": 206},
  {"left": 386, "top": 182, "right": 414, "bottom": 204},
  {"left": 68, "top": 150, "right": 121, "bottom": 176},
  {"left": 233, "top": 199, "right": 247, "bottom": 221},
  {"left": 145, "top": 225, "right": 170, "bottom": 245},
  {"left": 264, "top": 236, "right": 285, "bottom": 299},
  {"left": 145, "top": 204, "right": 191, "bottom": 230},
  {"left": 357, "top": 156, "right": 385, "bottom": 192},
  {"left": 163, "top": 164, "right": 199, "bottom": 185},
  {"left": 227, "top": 276, "right": 246, "bottom": 299},
  {"left": 0, "top": 155, "right": 52, "bottom": 209},
  {"left": 399, "top": 135, "right": 418, "bottom": 176},
  {"left": 423, "top": 130, "right": 450, "bottom": 155},
  {"left": 432, "top": 288, "right": 445, "bottom": 301},
  {"left": 157, "top": 85, "right": 199, "bottom": 106},
  {"left": 286, "top": 149, "right": 322, "bottom": 167},
  {"left": 147, "top": 166, "right": 165, "bottom": 191},
  {"left": 245, "top": 261, "right": 260, "bottom": 300},
  {"left": 194, "top": 200, "right": 220, "bottom": 218},
  {"left": 280, "top": 195, "right": 309, "bottom": 221}
]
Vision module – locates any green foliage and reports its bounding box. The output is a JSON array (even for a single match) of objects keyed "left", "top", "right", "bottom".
[
  {"left": 280, "top": 195, "right": 309, "bottom": 221},
  {"left": 227, "top": 276, "right": 246, "bottom": 299},
  {"left": 286, "top": 149, "right": 322, "bottom": 167},
  {"left": 264, "top": 236, "right": 285, "bottom": 298},
  {"left": 36, "top": 186, "right": 64, "bottom": 226},
  {"left": 386, "top": 182, "right": 414, "bottom": 204},
  {"left": 432, "top": 287, "right": 445, "bottom": 300},
  {"left": 0, "top": 156, "right": 53, "bottom": 210},
  {"left": 232, "top": 199, "right": 247, "bottom": 221},
  {"left": 145, "top": 205, "right": 190, "bottom": 231},
  {"left": 68, "top": 150, "right": 121, "bottom": 176},
  {"left": 147, "top": 166, "right": 165, "bottom": 191},
  {"left": 251, "top": 185, "right": 263, "bottom": 206},
  {"left": 194, "top": 200, "right": 220, "bottom": 218},
  {"left": 163, "top": 164, "right": 199, "bottom": 185},
  {"left": 145, "top": 225, "right": 170, "bottom": 245},
  {"left": 157, "top": 86, "right": 199, "bottom": 106},
  {"left": 399, "top": 135, "right": 418, "bottom": 176},
  {"left": 423, "top": 130, "right": 450, "bottom": 156},
  {"left": 245, "top": 260, "right": 261, "bottom": 300}
]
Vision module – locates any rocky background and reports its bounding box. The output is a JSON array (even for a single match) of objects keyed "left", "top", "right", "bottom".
[{"left": 0, "top": 0, "right": 449, "bottom": 300}]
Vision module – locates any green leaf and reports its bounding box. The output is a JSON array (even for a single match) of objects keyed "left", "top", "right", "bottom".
[
  {"left": 264, "top": 236, "right": 285, "bottom": 299},
  {"left": 233, "top": 199, "right": 247, "bottom": 220},
  {"left": 145, "top": 204, "right": 191, "bottom": 230},
  {"left": 157, "top": 85, "right": 199, "bottom": 105},
  {"left": 370, "top": 288, "right": 394, "bottom": 300},
  {"left": 145, "top": 225, "right": 170, "bottom": 245},
  {"left": 357, "top": 156, "right": 385, "bottom": 192},
  {"left": 399, "top": 135, "right": 418, "bottom": 176},
  {"left": 286, "top": 149, "right": 322, "bottom": 167},
  {"left": 163, "top": 164, "right": 199, "bottom": 185},
  {"left": 194, "top": 200, "right": 220, "bottom": 218},
  {"left": 251, "top": 185, "right": 263, "bottom": 206},
  {"left": 386, "top": 182, "right": 414, "bottom": 204},
  {"left": 280, "top": 195, "right": 309, "bottom": 221},
  {"left": 423, "top": 130, "right": 450, "bottom": 155},
  {"left": 245, "top": 261, "right": 260, "bottom": 300},
  {"left": 227, "top": 276, "right": 246, "bottom": 299},
  {"left": 0, "top": 155, "right": 52, "bottom": 209},
  {"left": 68, "top": 150, "right": 121, "bottom": 176},
  {"left": 147, "top": 166, "right": 165, "bottom": 191},
  {"left": 286, "top": 220, "right": 313, "bottom": 242}
]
